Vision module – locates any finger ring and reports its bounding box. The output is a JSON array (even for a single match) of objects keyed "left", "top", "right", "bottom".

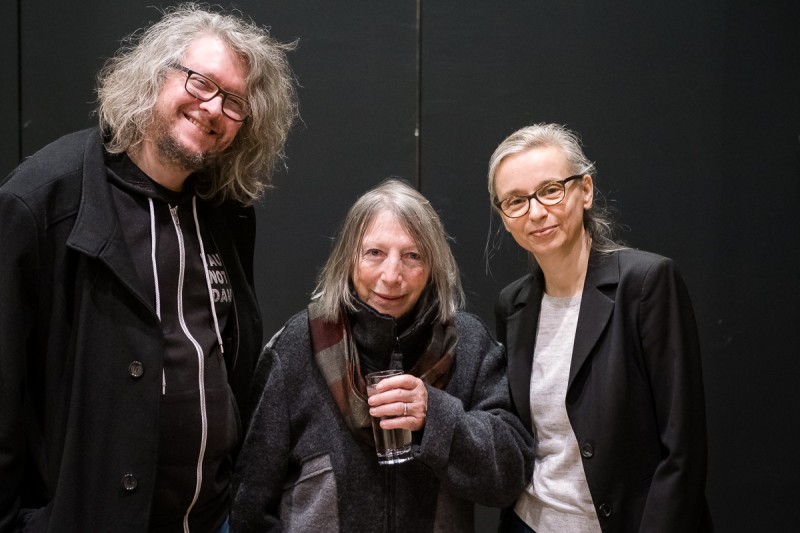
[{"left": 403, "top": 402, "right": 408, "bottom": 416}]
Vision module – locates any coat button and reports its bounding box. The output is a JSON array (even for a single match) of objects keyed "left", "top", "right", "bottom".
[
  {"left": 598, "top": 503, "right": 612, "bottom": 517},
  {"left": 580, "top": 442, "right": 594, "bottom": 458},
  {"left": 121, "top": 473, "right": 138, "bottom": 491},
  {"left": 128, "top": 361, "right": 144, "bottom": 378}
]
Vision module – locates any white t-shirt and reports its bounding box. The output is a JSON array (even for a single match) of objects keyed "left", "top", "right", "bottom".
[{"left": 514, "top": 293, "right": 602, "bottom": 533}]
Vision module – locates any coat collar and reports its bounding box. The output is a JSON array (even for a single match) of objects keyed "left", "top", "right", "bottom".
[
  {"left": 569, "top": 252, "right": 618, "bottom": 388},
  {"left": 504, "top": 267, "right": 543, "bottom": 434},
  {"left": 506, "top": 251, "right": 619, "bottom": 430},
  {"left": 65, "top": 129, "right": 156, "bottom": 311}
]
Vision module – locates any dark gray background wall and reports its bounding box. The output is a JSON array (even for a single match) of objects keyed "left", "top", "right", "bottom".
[{"left": 3, "top": 2, "right": 798, "bottom": 531}]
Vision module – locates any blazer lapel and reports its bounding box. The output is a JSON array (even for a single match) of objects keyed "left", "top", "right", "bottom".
[
  {"left": 505, "top": 272, "right": 544, "bottom": 434},
  {"left": 568, "top": 252, "right": 618, "bottom": 389}
]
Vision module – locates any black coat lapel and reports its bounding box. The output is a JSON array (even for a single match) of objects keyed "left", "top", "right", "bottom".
[
  {"left": 568, "top": 252, "right": 618, "bottom": 389},
  {"left": 505, "top": 270, "right": 544, "bottom": 434},
  {"left": 65, "top": 129, "right": 154, "bottom": 312}
]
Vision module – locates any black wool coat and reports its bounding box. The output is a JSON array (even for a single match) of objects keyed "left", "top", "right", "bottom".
[{"left": 0, "top": 128, "right": 262, "bottom": 533}]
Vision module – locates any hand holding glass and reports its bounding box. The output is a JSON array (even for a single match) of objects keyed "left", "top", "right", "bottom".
[{"left": 365, "top": 369, "right": 413, "bottom": 465}]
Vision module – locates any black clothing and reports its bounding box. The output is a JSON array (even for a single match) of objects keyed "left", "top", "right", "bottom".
[{"left": 0, "top": 128, "right": 262, "bottom": 533}]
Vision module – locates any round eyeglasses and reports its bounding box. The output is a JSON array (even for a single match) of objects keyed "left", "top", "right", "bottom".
[
  {"left": 494, "top": 175, "right": 584, "bottom": 218},
  {"left": 173, "top": 64, "right": 250, "bottom": 122}
]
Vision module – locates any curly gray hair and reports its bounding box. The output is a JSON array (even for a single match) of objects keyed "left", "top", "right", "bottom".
[{"left": 96, "top": 2, "right": 298, "bottom": 205}]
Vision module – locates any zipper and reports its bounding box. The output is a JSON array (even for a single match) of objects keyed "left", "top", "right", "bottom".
[
  {"left": 169, "top": 204, "right": 209, "bottom": 533},
  {"left": 390, "top": 320, "right": 403, "bottom": 371}
]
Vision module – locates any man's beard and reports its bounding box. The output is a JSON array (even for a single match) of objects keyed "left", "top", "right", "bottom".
[
  {"left": 156, "top": 133, "right": 215, "bottom": 172},
  {"left": 150, "top": 112, "right": 222, "bottom": 173}
]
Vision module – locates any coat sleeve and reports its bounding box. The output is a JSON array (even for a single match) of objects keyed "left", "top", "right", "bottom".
[
  {"left": 230, "top": 342, "right": 289, "bottom": 532},
  {"left": 415, "top": 318, "right": 534, "bottom": 508},
  {"left": 0, "top": 190, "right": 38, "bottom": 533},
  {"left": 638, "top": 257, "right": 710, "bottom": 530}
]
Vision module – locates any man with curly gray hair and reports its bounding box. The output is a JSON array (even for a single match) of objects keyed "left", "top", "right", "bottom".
[{"left": 0, "top": 4, "right": 297, "bottom": 532}]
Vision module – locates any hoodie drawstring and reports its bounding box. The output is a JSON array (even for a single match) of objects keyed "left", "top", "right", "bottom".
[
  {"left": 148, "top": 197, "right": 225, "bottom": 395},
  {"left": 147, "top": 195, "right": 227, "bottom": 532},
  {"left": 191, "top": 196, "right": 225, "bottom": 357},
  {"left": 148, "top": 198, "right": 166, "bottom": 395}
]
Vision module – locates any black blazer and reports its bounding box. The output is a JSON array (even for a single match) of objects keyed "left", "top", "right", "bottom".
[{"left": 496, "top": 249, "right": 713, "bottom": 533}]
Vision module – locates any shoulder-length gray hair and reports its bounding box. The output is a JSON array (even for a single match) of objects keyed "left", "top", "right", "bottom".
[
  {"left": 487, "top": 123, "right": 624, "bottom": 254},
  {"left": 96, "top": 2, "right": 298, "bottom": 205},
  {"left": 312, "top": 179, "right": 465, "bottom": 324}
]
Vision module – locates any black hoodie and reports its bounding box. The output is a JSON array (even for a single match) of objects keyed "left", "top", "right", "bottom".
[{"left": 107, "top": 153, "right": 237, "bottom": 532}]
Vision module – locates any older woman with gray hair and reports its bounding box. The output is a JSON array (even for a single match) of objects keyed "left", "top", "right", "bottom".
[{"left": 232, "top": 179, "right": 533, "bottom": 532}]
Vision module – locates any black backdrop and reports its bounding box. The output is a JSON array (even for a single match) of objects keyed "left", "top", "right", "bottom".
[{"left": 3, "top": 2, "right": 799, "bottom": 530}]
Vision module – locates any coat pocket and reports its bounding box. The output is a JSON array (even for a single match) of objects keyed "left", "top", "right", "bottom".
[{"left": 281, "top": 453, "right": 339, "bottom": 532}]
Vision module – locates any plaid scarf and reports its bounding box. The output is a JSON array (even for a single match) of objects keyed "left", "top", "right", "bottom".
[{"left": 307, "top": 299, "right": 458, "bottom": 446}]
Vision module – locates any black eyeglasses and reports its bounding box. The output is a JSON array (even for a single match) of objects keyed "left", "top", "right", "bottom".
[
  {"left": 494, "top": 175, "right": 584, "bottom": 218},
  {"left": 172, "top": 64, "right": 250, "bottom": 122}
]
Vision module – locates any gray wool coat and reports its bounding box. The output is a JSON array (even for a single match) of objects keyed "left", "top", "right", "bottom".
[{"left": 231, "top": 310, "right": 534, "bottom": 532}]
